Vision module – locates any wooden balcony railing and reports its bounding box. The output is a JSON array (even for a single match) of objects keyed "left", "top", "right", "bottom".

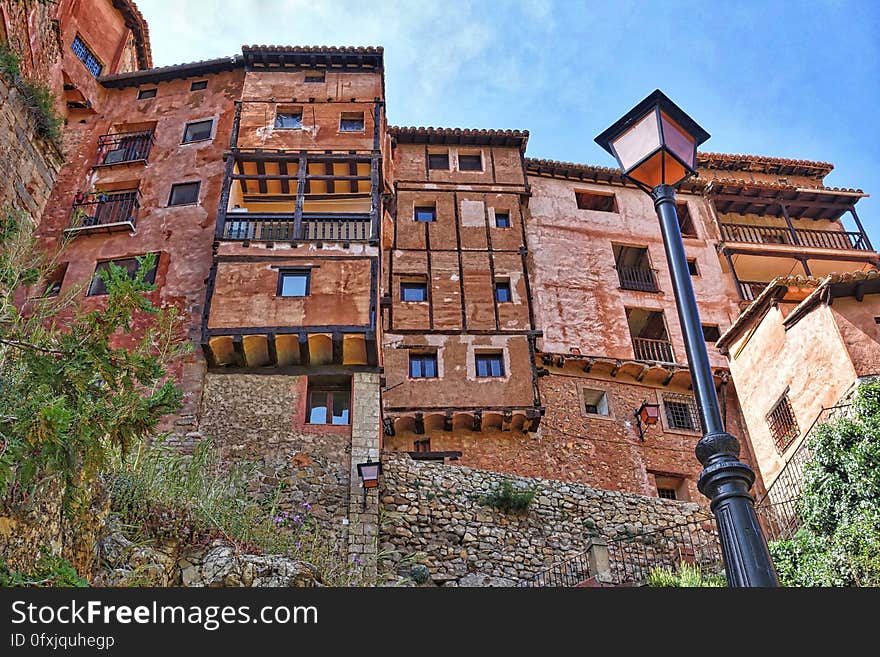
[
  {"left": 632, "top": 337, "right": 675, "bottom": 363},
  {"left": 95, "top": 130, "right": 154, "bottom": 166},
  {"left": 617, "top": 266, "right": 660, "bottom": 292},
  {"left": 221, "top": 212, "right": 372, "bottom": 242},
  {"left": 67, "top": 190, "right": 140, "bottom": 233},
  {"left": 720, "top": 223, "right": 870, "bottom": 251}
]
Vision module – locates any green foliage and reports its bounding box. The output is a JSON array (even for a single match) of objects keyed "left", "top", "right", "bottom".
[
  {"left": 0, "top": 550, "right": 88, "bottom": 587},
  {"left": 0, "top": 41, "right": 63, "bottom": 145},
  {"left": 482, "top": 479, "right": 535, "bottom": 514},
  {"left": 647, "top": 561, "right": 726, "bottom": 587},
  {"left": 0, "top": 206, "right": 188, "bottom": 513},
  {"left": 107, "top": 438, "right": 376, "bottom": 586},
  {"left": 768, "top": 382, "right": 880, "bottom": 587}
]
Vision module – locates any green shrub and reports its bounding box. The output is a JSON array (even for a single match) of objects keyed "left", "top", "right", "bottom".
[
  {"left": 0, "top": 551, "right": 88, "bottom": 587},
  {"left": 647, "top": 562, "right": 726, "bottom": 587},
  {"left": 0, "top": 42, "right": 62, "bottom": 145},
  {"left": 482, "top": 480, "right": 535, "bottom": 514}
]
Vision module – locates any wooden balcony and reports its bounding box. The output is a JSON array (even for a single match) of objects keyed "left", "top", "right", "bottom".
[
  {"left": 720, "top": 223, "right": 870, "bottom": 252},
  {"left": 631, "top": 337, "right": 675, "bottom": 363},
  {"left": 95, "top": 130, "right": 154, "bottom": 166},
  {"left": 221, "top": 213, "right": 372, "bottom": 242}
]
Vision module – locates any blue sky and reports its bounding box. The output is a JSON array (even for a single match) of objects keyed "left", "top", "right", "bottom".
[{"left": 137, "top": 0, "right": 880, "bottom": 239}]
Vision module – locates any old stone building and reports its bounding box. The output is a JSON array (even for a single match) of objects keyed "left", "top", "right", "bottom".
[{"left": 4, "top": 0, "right": 879, "bottom": 584}]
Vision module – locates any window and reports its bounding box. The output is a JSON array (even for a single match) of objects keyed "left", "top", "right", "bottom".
[
  {"left": 576, "top": 191, "right": 617, "bottom": 212},
  {"left": 583, "top": 388, "right": 609, "bottom": 416},
  {"left": 657, "top": 488, "right": 677, "bottom": 500},
  {"left": 306, "top": 377, "right": 350, "bottom": 425},
  {"left": 71, "top": 35, "right": 102, "bottom": 77},
  {"left": 275, "top": 108, "right": 303, "bottom": 129},
  {"left": 663, "top": 393, "right": 701, "bottom": 431},
  {"left": 168, "top": 182, "right": 200, "bottom": 206},
  {"left": 190, "top": 80, "right": 208, "bottom": 91},
  {"left": 182, "top": 119, "right": 213, "bottom": 143},
  {"left": 43, "top": 264, "right": 68, "bottom": 297},
  {"left": 413, "top": 438, "right": 431, "bottom": 452},
  {"left": 278, "top": 270, "right": 310, "bottom": 297},
  {"left": 428, "top": 151, "right": 450, "bottom": 170},
  {"left": 340, "top": 112, "right": 365, "bottom": 132},
  {"left": 654, "top": 475, "right": 688, "bottom": 502},
  {"left": 687, "top": 259, "right": 699, "bottom": 276},
  {"left": 495, "top": 279, "right": 512, "bottom": 303},
  {"left": 702, "top": 324, "right": 721, "bottom": 342},
  {"left": 676, "top": 202, "right": 696, "bottom": 237},
  {"left": 137, "top": 88, "right": 157, "bottom": 100},
  {"left": 401, "top": 281, "right": 428, "bottom": 302},
  {"left": 414, "top": 206, "right": 436, "bottom": 223},
  {"left": 304, "top": 71, "right": 325, "bottom": 83},
  {"left": 458, "top": 152, "right": 482, "bottom": 171},
  {"left": 409, "top": 353, "right": 438, "bottom": 379},
  {"left": 767, "top": 393, "right": 799, "bottom": 453},
  {"left": 87, "top": 255, "right": 158, "bottom": 296},
  {"left": 494, "top": 212, "right": 511, "bottom": 228},
  {"left": 475, "top": 352, "right": 504, "bottom": 377}
]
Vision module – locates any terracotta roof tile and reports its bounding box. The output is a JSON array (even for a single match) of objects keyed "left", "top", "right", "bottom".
[
  {"left": 116, "top": 0, "right": 152, "bottom": 69},
  {"left": 242, "top": 45, "right": 383, "bottom": 54},
  {"left": 697, "top": 151, "right": 834, "bottom": 178},
  {"left": 99, "top": 56, "right": 243, "bottom": 87},
  {"left": 391, "top": 126, "right": 529, "bottom": 150},
  {"left": 707, "top": 177, "right": 865, "bottom": 195}
]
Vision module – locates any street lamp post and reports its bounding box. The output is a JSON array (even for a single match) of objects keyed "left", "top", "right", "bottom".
[{"left": 595, "top": 90, "right": 779, "bottom": 587}]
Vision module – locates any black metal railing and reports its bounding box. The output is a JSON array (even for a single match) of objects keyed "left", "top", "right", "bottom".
[
  {"left": 68, "top": 190, "right": 140, "bottom": 230},
  {"left": 221, "top": 213, "right": 371, "bottom": 242},
  {"left": 95, "top": 130, "right": 154, "bottom": 166},
  {"left": 755, "top": 404, "right": 853, "bottom": 542},
  {"left": 617, "top": 266, "right": 660, "bottom": 292},
  {"left": 520, "top": 551, "right": 594, "bottom": 587},
  {"left": 632, "top": 337, "right": 675, "bottom": 363},
  {"left": 738, "top": 280, "right": 770, "bottom": 301},
  {"left": 606, "top": 517, "right": 723, "bottom": 586},
  {"left": 721, "top": 223, "right": 870, "bottom": 251}
]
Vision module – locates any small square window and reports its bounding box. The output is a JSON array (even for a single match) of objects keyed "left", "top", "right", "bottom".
[
  {"left": 576, "top": 191, "right": 617, "bottom": 212},
  {"left": 428, "top": 152, "right": 450, "bottom": 170},
  {"left": 304, "top": 71, "right": 325, "bottom": 83},
  {"left": 275, "top": 108, "right": 303, "bottom": 129},
  {"left": 401, "top": 281, "right": 428, "bottom": 302},
  {"left": 340, "top": 112, "right": 365, "bottom": 132},
  {"left": 190, "top": 80, "right": 208, "bottom": 91},
  {"left": 583, "top": 388, "right": 609, "bottom": 416},
  {"left": 182, "top": 119, "right": 213, "bottom": 143},
  {"left": 687, "top": 259, "right": 699, "bottom": 276},
  {"left": 655, "top": 475, "right": 689, "bottom": 502},
  {"left": 663, "top": 393, "right": 701, "bottom": 431},
  {"left": 168, "top": 182, "right": 200, "bottom": 206},
  {"left": 458, "top": 152, "right": 482, "bottom": 171},
  {"left": 87, "top": 255, "right": 158, "bottom": 296},
  {"left": 495, "top": 279, "right": 512, "bottom": 303},
  {"left": 414, "top": 206, "right": 436, "bottom": 223},
  {"left": 495, "top": 212, "right": 511, "bottom": 228},
  {"left": 306, "top": 379, "right": 350, "bottom": 425},
  {"left": 702, "top": 324, "right": 721, "bottom": 342},
  {"left": 72, "top": 35, "right": 102, "bottom": 77},
  {"left": 657, "top": 487, "right": 677, "bottom": 500},
  {"left": 137, "top": 88, "right": 157, "bottom": 100},
  {"left": 409, "top": 353, "right": 438, "bottom": 379},
  {"left": 475, "top": 352, "right": 504, "bottom": 377},
  {"left": 278, "top": 271, "right": 310, "bottom": 297}
]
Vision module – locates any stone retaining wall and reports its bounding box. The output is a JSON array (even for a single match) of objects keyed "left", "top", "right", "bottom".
[{"left": 379, "top": 453, "right": 718, "bottom": 586}]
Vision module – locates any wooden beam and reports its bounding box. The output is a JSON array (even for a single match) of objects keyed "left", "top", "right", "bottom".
[
  {"left": 266, "top": 333, "right": 278, "bottom": 367},
  {"left": 855, "top": 281, "right": 865, "bottom": 302},
  {"left": 232, "top": 335, "right": 247, "bottom": 368},
  {"left": 332, "top": 331, "right": 343, "bottom": 364},
  {"left": 255, "top": 159, "right": 268, "bottom": 194},
  {"left": 365, "top": 330, "right": 378, "bottom": 366},
  {"left": 582, "top": 358, "right": 594, "bottom": 373},
  {"left": 610, "top": 360, "right": 622, "bottom": 377},
  {"left": 635, "top": 364, "right": 650, "bottom": 382},
  {"left": 501, "top": 411, "right": 512, "bottom": 432},
  {"left": 382, "top": 417, "right": 395, "bottom": 437},
  {"left": 444, "top": 411, "right": 453, "bottom": 432},
  {"left": 472, "top": 410, "right": 482, "bottom": 432},
  {"left": 523, "top": 408, "right": 541, "bottom": 433},
  {"left": 293, "top": 153, "right": 306, "bottom": 241},
  {"left": 661, "top": 369, "right": 675, "bottom": 386},
  {"left": 414, "top": 412, "right": 425, "bottom": 435},
  {"left": 349, "top": 160, "right": 358, "bottom": 193},
  {"left": 278, "top": 160, "right": 289, "bottom": 194},
  {"left": 298, "top": 332, "right": 310, "bottom": 366},
  {"left": 325, "top": 162, "right": 335, "bottom": 194}
]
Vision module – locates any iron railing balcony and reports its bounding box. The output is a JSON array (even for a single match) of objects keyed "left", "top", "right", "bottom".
[
  {"left": 66, "top": 190, "right": 140, "bottom": 234},
  {"left": 617, "top": 266, "right": 660, "bottom": 292},
  {"left": 632, "top": 337, "right": 675, "bottom": 363},
  {"left": 720, "top": 223, "right": 870, "bottom": 251},
  {"left": 95, "top": 130, "right": 155, "bottom": 166},
  {"left": 221, "top": 212, "right": 372, "bottom": 242}
]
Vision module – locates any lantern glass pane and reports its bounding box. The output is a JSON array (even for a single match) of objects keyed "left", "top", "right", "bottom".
[
  {"left": 660, "top": 111, "right": 696, "bottom": 169},
  {"left": 611, "top": 109, "right": 660, "bottom": 171},
  {"left": 361, "top": 464, "right": 380, "bottom": 480},
  {"left": 627, "top": 151, "right": 665, "bottom": 188}
]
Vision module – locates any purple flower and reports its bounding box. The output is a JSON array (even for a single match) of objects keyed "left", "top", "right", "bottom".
[
  {"left": 273, "top": 515, "right": 285, "bottom": 524},
  {"left": 301, "top": 502, "right": 312, "bottom": 511},
  {"left": 292, "top": 514, "right": 303, "bottom": 524}
]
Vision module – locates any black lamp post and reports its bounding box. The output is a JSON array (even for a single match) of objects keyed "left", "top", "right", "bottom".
[{"left": 595, "top": 89, "right": 778, "bottom": 587}]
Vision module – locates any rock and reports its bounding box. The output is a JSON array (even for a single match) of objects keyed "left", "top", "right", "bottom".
[
  {"left": 457, "top": 573, "right": 518, "bottom": 587},
  {"left": 410, "top": 564, "right": 430, "bottom": 584}
]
